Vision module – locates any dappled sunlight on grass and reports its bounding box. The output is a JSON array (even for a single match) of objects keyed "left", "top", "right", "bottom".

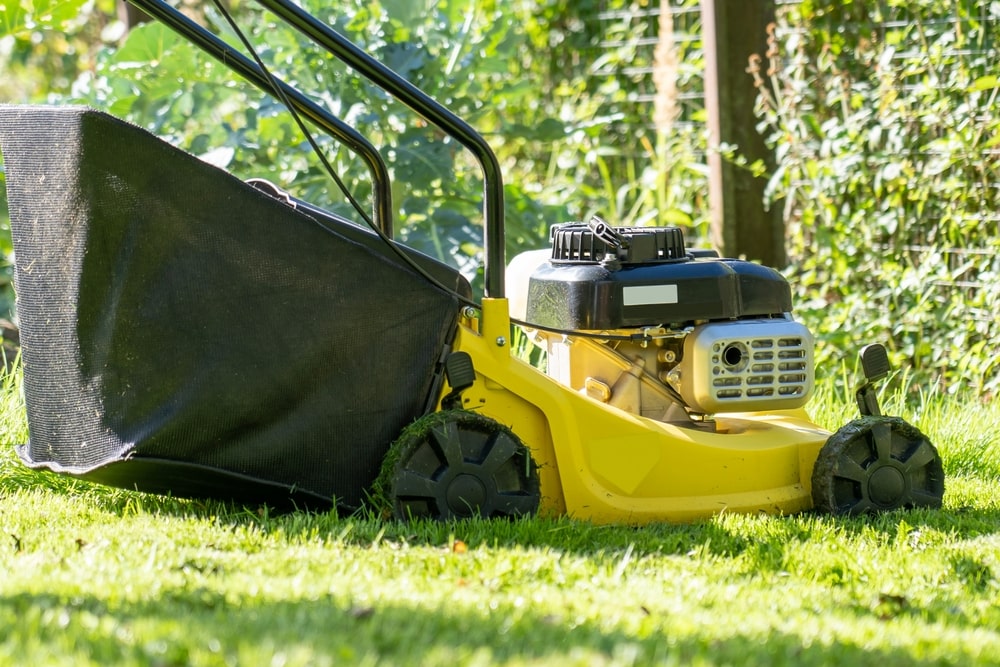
[{"left": 1, "top": 368, "right": 999, "bottom": 665}]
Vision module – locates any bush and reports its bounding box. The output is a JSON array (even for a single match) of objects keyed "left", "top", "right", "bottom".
[{"left": 755, "top": 0, "right": 1000, "bottom": 397}]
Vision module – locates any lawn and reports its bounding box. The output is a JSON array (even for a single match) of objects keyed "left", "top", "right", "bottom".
[{"left": 1, "top": 366, "right": 998, "bottom": 666}]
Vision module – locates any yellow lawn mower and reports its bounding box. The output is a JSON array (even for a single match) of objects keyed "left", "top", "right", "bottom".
[{"left": 0, "top": 0, "right": 944, "bottom": 523}]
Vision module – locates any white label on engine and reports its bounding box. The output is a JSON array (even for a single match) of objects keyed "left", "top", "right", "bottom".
[{"left": 623, "top": 284, "right": 679, "bottom": 306}]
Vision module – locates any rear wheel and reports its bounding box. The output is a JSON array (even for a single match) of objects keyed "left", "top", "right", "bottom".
[
  {"left": 812, "top": 416, "right": 944, "bottom": 515},
  {"left": 378, "top": 411, "right": 540, "bottom": 521}
]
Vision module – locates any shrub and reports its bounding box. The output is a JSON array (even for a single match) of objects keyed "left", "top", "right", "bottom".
[{"left": 755, "top": 0, "right": 1000, "bottom": 397}]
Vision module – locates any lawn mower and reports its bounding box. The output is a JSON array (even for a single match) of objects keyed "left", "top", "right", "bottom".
[{"left": 0, "top": 0, "right": 945, "bottom": 523}]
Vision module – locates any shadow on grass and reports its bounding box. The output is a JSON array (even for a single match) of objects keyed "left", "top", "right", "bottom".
[
  {"left": 0, "top": 589, "right": 976, "bottom": 667},
  {"left": 4, "top": 458, "right": 1000, "bottom": 566}
]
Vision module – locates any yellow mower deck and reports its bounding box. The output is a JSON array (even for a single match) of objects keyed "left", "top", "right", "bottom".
[{"left": 447, "top": 298, "right": 829, "bottom": 523}]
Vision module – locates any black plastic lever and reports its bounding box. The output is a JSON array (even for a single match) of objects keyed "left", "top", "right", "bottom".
[{"left": 856, "top": 343, "right": 891, "bottom": 417}]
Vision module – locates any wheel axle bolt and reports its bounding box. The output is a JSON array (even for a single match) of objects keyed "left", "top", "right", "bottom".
[{"left": 868, "top": 466, "right": 906, "bottom": 505}]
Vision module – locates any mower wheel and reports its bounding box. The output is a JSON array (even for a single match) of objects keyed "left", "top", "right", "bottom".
[
  {"left": 380, "top": 411, "right": 540, "bottom": 521},
  {"left": 812, "top": 416, "right": 945, "bottom": 516}
]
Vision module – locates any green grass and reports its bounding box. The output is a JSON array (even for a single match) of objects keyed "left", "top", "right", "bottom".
[{"left": 1, "top": 366, "right": 999, "bottom": 666}]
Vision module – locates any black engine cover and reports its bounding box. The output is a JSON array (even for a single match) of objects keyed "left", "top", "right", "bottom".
[{"left": 525, "top": 224, "right": 793, "bottom": 330}]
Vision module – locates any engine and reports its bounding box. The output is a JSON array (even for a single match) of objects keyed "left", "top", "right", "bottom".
[{"left": 507, "top": 219, "right": 814, "bottom": 420}]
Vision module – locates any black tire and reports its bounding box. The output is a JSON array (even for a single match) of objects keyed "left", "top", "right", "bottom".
[
  {"left": 812, "top": 416, "right": 945, "bottom": 516},
  {"left": 378, "top": 411, "right": 540, "bottom": 521}
]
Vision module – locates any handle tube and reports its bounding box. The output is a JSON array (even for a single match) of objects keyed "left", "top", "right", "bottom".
[
  {"left": 126, "top": 0, "right": 394, "bottom": 237},
  {"left": 256, "top": 0, "right": 506, "bottom": 297}
]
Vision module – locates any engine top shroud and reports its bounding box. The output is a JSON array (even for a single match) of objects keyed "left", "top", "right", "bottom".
[{"left": 525, "top": 222, "right": 794, "bottom": 331}]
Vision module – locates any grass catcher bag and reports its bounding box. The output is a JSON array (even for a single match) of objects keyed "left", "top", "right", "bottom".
[{"left": 0, "top": 105, "right": 469, "bottom": 511}]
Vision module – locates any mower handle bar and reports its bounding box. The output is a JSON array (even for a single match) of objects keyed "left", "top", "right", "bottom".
[
  {"left": 125, "top": 0, "right": 394, "bottom": 238},
  {"left": 127, "top": 0, "right": 507, "bottom": 298}
]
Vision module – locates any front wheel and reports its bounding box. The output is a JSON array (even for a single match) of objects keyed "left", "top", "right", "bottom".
[
  {"left": 375, "top": 411, "right": 540, "bottom": 521},
  {"left": 812, "top": 416, "right": 945, "bottom": 516}
]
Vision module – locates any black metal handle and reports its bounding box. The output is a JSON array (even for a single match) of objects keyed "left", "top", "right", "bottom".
[
  {"left": 256, "top": 0, "right": 506, "bottom": 298},
  {"left": 125, "top": 0, "right": 394, "bottom": 237}
]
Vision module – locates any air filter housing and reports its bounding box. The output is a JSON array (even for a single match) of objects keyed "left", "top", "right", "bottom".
[{"left": 525, "top": 222, "right": 794, "bottom": 331}]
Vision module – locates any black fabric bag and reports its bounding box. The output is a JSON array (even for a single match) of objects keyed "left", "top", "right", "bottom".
[{"left": 0, "top": 105, "right": 469, "bottom": 510}]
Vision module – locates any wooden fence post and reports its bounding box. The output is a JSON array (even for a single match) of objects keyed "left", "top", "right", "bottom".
[{"left": 700, "top": 0, "right": 784, "bottom": 266}]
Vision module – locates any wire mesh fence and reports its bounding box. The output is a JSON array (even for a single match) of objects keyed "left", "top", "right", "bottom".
[{"left": 590, "top": 1, "right": 705, "bottom": 133}]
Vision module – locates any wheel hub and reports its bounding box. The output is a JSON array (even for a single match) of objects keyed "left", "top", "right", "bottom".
[
  {"left": 384, "top": 411, "right": 541, "bottom": 520},
  {"left": 868, "top": 465, "right": 906, "bottom": 505},
  {"left": 446, "top": 473, "right": 487, "bottom": 515}
]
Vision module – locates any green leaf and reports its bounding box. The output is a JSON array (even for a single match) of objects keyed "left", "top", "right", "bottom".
[
  {"left": 969, "top": 75, "right": 1000, "bottom": 91},
  {"left": 31, "top": 0, "right": 84, "bottom": 27},
  {"left": 0, "top": 0, "right": 28, "bottom": 37},
  {"left": 111, "top": 21, "right": 183, "bottom": 68},
  {"left": 0, "top": 0, "right": 89, "bottom": 37},
  {"left": 379, "top": 0, "right": 432, "bottom": 28},
  {"left": 388, "top": 129, "right": 454, "bottom": 190},
  {"left": 381, "top": 41, "right": 425, "bottom": 79},
  {"left": 1, "top": 0, "right": 89, "bottom": 37},
  {"left": 660, "top": 208, "right": 693, "bottom": 226}
]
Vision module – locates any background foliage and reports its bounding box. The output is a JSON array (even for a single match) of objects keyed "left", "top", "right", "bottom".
[
  {"left": 757, "top": 0, "right": 1000, "bottom": 396},
  {"left": 1, "top": 0, "right": 997, "bottom": 396},
  {"left": 0, "top": 0, "right": 708, "bottom": 299}
]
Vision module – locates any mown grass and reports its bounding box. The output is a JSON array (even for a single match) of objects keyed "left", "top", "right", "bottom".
[{"left": 1, "top": 365, "right": 998, "bottom": 666}]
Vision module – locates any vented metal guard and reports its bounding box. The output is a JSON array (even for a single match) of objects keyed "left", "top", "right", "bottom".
[{"left": 676, "top": 319, "right": 814, "bottom": 413}]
